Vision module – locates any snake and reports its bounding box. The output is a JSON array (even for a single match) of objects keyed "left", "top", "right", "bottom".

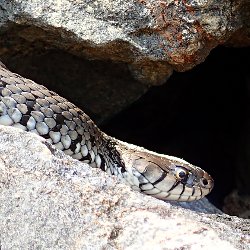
[{"left": 0, "top": 61, "right": 214, "bottom": 202}]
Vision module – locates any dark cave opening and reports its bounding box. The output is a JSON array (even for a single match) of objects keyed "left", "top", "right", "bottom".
[{"left": 101, "top": 46, "right": 250, "bottom": 210}]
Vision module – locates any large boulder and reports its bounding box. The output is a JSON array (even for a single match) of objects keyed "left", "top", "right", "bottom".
[
  {"left": 0, "top": 0, "right": 249, "bottom": 121},
  {"left": 0, "top": 125, "right": 249, "bottom": 249}
]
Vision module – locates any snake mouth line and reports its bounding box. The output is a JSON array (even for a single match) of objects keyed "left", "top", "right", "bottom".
[
  {"left": 153, "top": 193, "right": 206, "bottom": 202},
  {"left": 140, "top": 190, "right": 205, "bottom": 201}
]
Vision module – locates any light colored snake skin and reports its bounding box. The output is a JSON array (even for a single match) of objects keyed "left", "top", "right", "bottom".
[{"left": 0, "top": 62, "right": 214, "bottom": 201}]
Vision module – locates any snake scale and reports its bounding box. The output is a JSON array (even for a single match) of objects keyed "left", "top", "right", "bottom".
[{"left": 0, "top": 62, "right": 214, "bottom": 201}]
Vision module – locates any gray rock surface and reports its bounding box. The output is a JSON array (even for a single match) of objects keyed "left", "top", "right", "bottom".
[
  {"left": 0, "top": 125, "right": 249, "bottom": 249},
  {"left": 0, "top": 0, "right": 248, "bottom": 122},
  {"left": 0, "top": 0, "right": 247, "bottom": 84}
]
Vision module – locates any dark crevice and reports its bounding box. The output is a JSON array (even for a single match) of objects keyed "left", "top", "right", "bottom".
[{"left": 101, "top": 46, "right": 250, "bottom": 212}]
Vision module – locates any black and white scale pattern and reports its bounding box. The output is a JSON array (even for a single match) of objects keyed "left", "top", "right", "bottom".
[{"left": 0, "top": 66, "right": 107, "bottom": 169}]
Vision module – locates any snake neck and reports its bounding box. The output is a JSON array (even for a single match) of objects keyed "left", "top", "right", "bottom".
[
  {"left": 99, "top": 135, "right": 155, "bottom": 187},
  {"left": 98, "top": 134, "right": 127, "bottom": 175}
]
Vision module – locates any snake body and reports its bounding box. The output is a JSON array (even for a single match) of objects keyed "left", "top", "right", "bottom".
[{"left": 0, "top": 62, "right": 214, "bottom": 201}]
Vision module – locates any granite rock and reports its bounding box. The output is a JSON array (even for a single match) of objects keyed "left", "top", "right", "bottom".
[
  {"left": 0, "top": 0, "right": 248, "bottom": 122},
  {"left": 0, "top": 125, "right": 249, "bottom": 249},
  {"left": 0, "top": 0, "right": 247, "bottom": 84}
]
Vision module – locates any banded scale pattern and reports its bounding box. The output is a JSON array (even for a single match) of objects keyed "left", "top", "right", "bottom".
[
  {"left": 0, "top": 63, "right": 214, "bottom": 202},
  {"left": 0, "top": 65, "right": 104, "bottom": 168}
]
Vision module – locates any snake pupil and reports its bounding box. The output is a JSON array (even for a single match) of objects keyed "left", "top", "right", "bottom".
[{"left": 178, "top": 171, "right": 186, "bottom": 178}]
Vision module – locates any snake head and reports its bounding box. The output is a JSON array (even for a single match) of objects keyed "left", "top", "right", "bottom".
[{"left": 120, "top": 148, "right": 214, "bottom": 202}]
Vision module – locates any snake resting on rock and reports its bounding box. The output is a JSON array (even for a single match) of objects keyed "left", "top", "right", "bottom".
[{"left": 0, "top": 61, "right": 214, "bottom": 201}]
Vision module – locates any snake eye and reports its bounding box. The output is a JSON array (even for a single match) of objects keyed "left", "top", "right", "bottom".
[{"left": 175, "top": 167, "right": 189, "bottom": 181}]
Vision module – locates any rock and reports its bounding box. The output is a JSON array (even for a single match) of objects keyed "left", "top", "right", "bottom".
[
  {"left": 0, "top": 0, "right": 247, "bottom": 83},
  {"left": 0, "top": 0, "right": 248, "bottom": 121},
  {"left": 0, "top": 125, "right": 249, "bottom": 249},
  {"left": 226, "top": 0, "right": 250, "bottom": 47},
  {"left": 223, "top": 190, "right": 250, "bottom": 219}
]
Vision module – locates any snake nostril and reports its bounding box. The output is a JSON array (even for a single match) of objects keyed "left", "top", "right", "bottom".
[{"left": 202, "top": 178, "right": 208, "bottom": 186}]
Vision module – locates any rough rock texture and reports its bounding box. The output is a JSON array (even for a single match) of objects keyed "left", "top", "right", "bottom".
[
  {"left": 0, "top": 0, "right": 248, "bottom": 121},
  {"left": 226, "top": 0, "right": 250, "bottom": 47},
  {"left": 0, "top": 125, "right": 249, "bottom": 249},
  {"left": 0, "top": 0, "right": 247, "bottom": 83}
]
